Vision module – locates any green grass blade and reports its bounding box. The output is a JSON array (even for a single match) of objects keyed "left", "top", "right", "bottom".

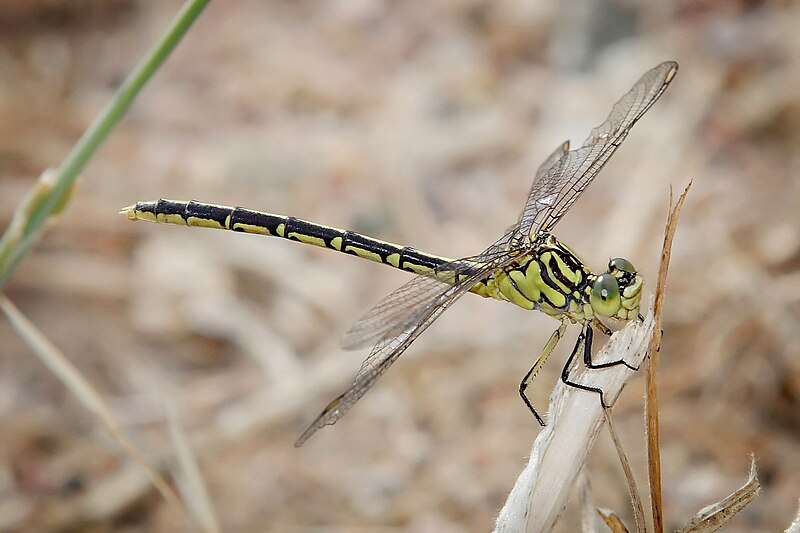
[{"left": 0, "top": 0, "right": 211, "bottom": 289}]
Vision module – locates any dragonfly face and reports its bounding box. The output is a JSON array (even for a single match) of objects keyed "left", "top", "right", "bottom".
[{"left": 589, "top": 257, "right": 643, "bottom": 322}]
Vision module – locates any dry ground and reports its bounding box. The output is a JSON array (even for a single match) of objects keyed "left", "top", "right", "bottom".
[{"left": 1, "top": 1, "right": 799, "bottom": 531}]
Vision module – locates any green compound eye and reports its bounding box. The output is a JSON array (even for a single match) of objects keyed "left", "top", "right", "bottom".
[
  {"left": 609, "top": 257, "right": 636, "bottom": 274},
  {"left": 591, "top": 273, "right": 622, "bottom": 317}
]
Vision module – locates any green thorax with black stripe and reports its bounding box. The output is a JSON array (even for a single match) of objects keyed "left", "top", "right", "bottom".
[
  {"left": 481, "top": 234, "right": 595, "bottom": 324},
  {"left": 122, "top": 199, "right": 596, "bottom": 323}
]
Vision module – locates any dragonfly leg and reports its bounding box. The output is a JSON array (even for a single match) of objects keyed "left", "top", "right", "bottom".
[
  {"left": 583, "top": 325, "right": 639, "bottom": 371},
  {"left": 519, "top": 321, "right": 567, "bottom": 426},
  {"left": 561, "top": 323, "right": 642, "bottom": 408},
  {"left": 560, "top": 325, "right": 612, "bottom": 408}
]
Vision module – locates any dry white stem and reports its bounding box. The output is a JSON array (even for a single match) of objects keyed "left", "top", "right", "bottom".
[
  {"left": 578, "top": 471, "right": 597, "bottom": 533},
  {"left": 494, "top": 298, "right": 655, "bottom": 533}
]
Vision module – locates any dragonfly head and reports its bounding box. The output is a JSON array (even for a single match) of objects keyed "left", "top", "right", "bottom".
[{"left": 589, "top": 257, "right": 642, "bottom": 321}]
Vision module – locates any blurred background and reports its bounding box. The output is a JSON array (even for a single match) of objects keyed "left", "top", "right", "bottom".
[{"left": 1, "top": 0, "right": 798, "bottom": 531}]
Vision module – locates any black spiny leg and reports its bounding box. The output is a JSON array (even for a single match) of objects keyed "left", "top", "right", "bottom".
[
  {"left": 561, "top": 325, "right": 611, "bottom": 408},
  {"left": 561, "top": 324, "right": 642, "bottom": 408},
  {"left": 583, "top": 325, "right": 639, "bottom": 371}
]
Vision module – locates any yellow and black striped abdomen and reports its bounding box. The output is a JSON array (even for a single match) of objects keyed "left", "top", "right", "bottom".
[{"left": 122, "top": 199, "right": 492, "bottom": 297}]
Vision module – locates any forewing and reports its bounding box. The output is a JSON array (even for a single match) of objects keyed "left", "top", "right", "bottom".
[
  {"left": 340, "top": 273, "right": 460, "bottom": 350},
  {"left": 295, "top": 249, "right": 512, "bottom": 446},
  {"left": 515, "top": 61, "right": 678, "bottom": 239},
  {"left": 341, "top": 234, "right": 515, "bottom": 350},
  {"left": 536, "top": 140, "right": 570, "bottom": 183}
]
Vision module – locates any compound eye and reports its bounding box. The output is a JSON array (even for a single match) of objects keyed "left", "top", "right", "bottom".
[
  {"left": 591, "top": 274, "right": 622, "bottom": 317},
  {"left": 609, "top": 257, "right": 636, "bottom": 274}
]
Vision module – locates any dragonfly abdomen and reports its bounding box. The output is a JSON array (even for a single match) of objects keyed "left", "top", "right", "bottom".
[{"left": 121, "top": 199, "right": 494, "bottom": 297}]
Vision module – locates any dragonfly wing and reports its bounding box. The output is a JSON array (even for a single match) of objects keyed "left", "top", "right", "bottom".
[
  {"left": 341, "top": 274, "right": 457, "bottom": 350},
  {"left": 501, "top": 140, "right": 569, "bottom": 249},
  {"left": 515, "top": 61, "right": 678, "bottom": 239},
  {"left": 297, "top": 243, "right": 517, "bottom": 446},
  {"left": 295, "top": 280, "right": 459, "bottom": 447},
  {"left": 536, "top": 140, "right": 570, "bottom": 182},
  {"left": 340, "top": 238, "right": 514, "bottom": 350}
]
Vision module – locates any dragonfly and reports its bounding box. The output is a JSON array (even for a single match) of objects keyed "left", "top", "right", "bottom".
[{"left": 122, "top": 61, "right": 678, "bottom": 447}]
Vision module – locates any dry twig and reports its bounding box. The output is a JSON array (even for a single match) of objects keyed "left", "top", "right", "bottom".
[
  {"left": 676, "top": 456, "right": 759, "bottom": 533},
  {"left": 646, "top": 181, "right": 692, "bottom": 532},
  {"left": 493, "top": 308, "right": 654, "bottom": 533}
]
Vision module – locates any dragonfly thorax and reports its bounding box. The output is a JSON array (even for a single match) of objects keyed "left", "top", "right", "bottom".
[
  {"left": 483, "top": 236, "right": 642, "bottom": 324},
  {"left": 483, "top": 235, "right": 589, "bottom": 320}
]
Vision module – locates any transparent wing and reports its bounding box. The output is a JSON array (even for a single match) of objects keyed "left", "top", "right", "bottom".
[
  {"left": 295, "top": 283, "right": 460, "bottom": 446},
  {"left": 296, "top": 239, "right": 517, "bottom": 446},
  {"left": 340, "top": 233, "right": 515, "bottom": 350},
  {"left": 515, "top": 61, "right": 678, "bottom": 240},
  {"left": 536, "top": 140, "right": 571, "bottom": 183},
  {"left": 339, "top": 274, "right": 459, "bottom": 351}
]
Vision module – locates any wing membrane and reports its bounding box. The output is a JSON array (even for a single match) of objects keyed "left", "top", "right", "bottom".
[
  {"left": 297, "top": 239, "right": 518, "bottom": 446},
  {"left": 340, "top": 234, "right": 515, "bottom": 350},
  {"left": 515, "top": 61, "right": 678, "bottom": 240}
]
